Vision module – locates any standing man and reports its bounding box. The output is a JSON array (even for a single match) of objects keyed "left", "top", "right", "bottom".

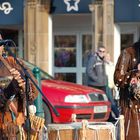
[
  {"left": 86, "top": 46, "right": 119, "bottom": 121},
  {"left": 114, "top": 40, "right": 140, "bottom": 140},
  {"left": 86, "top": 46, "right": 107, "bottom": 92}
]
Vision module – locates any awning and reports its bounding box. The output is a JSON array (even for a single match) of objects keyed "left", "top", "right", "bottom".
[
  {"left": 51, "top": 0, "right": 92, "bottom": 14},
  {"left": 114, "top": 0, "right": 140, "bottom": 22},
  {"left": 0, "top": 0, "right": 23, "bottom": 25}
]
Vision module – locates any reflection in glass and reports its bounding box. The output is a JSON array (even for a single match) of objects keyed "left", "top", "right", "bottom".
[
  {"left": 54, "top": 35, "right": 76, "bottom": 67},
  {"left": 55, "top": 73, "right": 76, "bottom": 83},
  {"left": 82, "top": 35, "right": 92, "bottom": 67},
  {"left": 121, "top": 34, "right": 133, "bottom": 50},
  {"left": 2, "top": 29, "right": 19, "bottom": 57},
  {"left": 82, "top": 73, "right": 88, "bottom": 86}
]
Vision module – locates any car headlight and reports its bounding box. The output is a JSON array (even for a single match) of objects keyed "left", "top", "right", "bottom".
[
  {"left": 88, "top": 92, "right": 108, "bottom": 102},
  {"left": 64, "top": 95, "right": 89, "bottom": 103}
]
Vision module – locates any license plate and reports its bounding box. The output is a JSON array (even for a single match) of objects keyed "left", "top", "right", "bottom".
[{"left": 94, "top": 106, "right": 107, "bottom": 113}]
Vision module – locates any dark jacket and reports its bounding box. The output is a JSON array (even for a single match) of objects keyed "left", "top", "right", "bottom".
[{"left": 86, "top": 53, "right": 107, "bottom": 87}]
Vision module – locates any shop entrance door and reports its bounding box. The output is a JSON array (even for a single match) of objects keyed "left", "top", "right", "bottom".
[{"left": 53, "top": 33, "right": 92, "bottom": 85}]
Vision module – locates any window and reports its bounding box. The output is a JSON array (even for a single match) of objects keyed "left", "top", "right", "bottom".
[
  {"left": 121, "top": 34, "right": 133, "bottom": 50},
  {"left": 0, "top": 29, "right": 19, "bottom": 56},
  {"left": 82, "top": 35, "right": 92, "bottom": 67},
  {"left": 54, "top": 34, "right": 92, "bottom": 84},
  {"left": 54, "top": 35, "right": 76, "bottom": 67}
]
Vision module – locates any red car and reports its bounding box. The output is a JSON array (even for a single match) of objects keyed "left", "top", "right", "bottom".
[{"left": 24, "top": 61, "right": 111, "bottom": 125}]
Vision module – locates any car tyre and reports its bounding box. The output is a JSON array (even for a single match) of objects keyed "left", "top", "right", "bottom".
[{"left": 43, "top": 102, "right": 52, "bottom": 126}]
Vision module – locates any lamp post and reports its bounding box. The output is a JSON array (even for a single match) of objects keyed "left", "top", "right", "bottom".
[{"left": 33, "top": 67, "right": 44, "bottom": 118}]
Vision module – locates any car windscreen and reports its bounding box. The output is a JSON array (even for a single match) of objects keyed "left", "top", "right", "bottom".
[{"left": 22, "top": 60, "right": 54, "bottom": 80}]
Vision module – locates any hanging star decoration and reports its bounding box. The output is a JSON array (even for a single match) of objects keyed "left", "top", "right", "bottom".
[{"left": 64, "top": 0, "right": 80, "bottom": 12}]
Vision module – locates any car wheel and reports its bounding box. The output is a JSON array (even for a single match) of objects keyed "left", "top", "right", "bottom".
[{"left": 43, "top": 102, "right": 52, "bottom": 126}]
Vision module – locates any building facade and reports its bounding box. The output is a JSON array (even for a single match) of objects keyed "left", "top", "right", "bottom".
[
  {"left": 1, "top": 0, "right": 140, "bottom": 85},
  {"left": 24, "top": 0, "right": 93, "bottom": 85}
]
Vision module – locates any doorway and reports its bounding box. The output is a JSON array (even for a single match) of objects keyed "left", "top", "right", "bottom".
[{"left": 53, "top": 33, "right": 92, "bottom": 85}]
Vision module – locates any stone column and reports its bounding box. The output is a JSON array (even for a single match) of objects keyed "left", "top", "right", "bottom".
[
  {"left": 24, "top": 0, "right": 50, "bottom": 71},
  {"left": 96, "top": 4, "right": 104, "bottom": 49},
  {"left": 93, "top": 1, "right": 104, "bottom": 51},
  {"left": 103, "top": 0, "right": 114, "bottom": 61},
  {"left": 91, "top": 0, "right": 114, "bottom": 61}
]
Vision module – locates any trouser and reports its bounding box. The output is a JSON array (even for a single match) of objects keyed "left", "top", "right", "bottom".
[{"left": 106, "top": 86, "right": 119, "bottom": 118}]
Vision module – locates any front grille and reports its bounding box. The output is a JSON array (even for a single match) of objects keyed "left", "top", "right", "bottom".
[
  {"left": 93, "top": 113, "right": 106, "bottom": 119},
  {"left": 76, "top": 114, "right": 91, "bottom": 120}
]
